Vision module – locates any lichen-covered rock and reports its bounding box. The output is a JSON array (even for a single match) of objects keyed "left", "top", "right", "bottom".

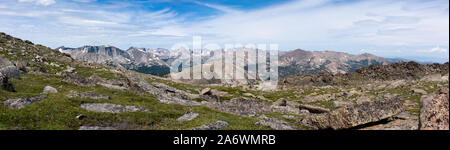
[
  {"left": 300, "top": 97, "right": 404, "bottom": 130},
  {"left": 3, "top": 95, "right": 48, "bottom": 109},
  {"left": 67, "top": 92, "right": 110, "bottom": 100},
  {"left": 419, "top": 88, "right": 449, "bottom": 130},
  {"left": 255, "top": 115, "right": 300, "bottom": 130},
  {"left": 192, "top": 121, "right": 228, "bottom": 130},
  {"left": 80, "top": 103, "right": 150, "bottom": 113}
]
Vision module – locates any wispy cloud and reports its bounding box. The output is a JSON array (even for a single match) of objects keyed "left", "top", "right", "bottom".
[
  {"left": 18, "top": 0, "right": 55, "bottom": 6},
  {"left": 0, "top": 0, "right": 448, "bottom": 62}
]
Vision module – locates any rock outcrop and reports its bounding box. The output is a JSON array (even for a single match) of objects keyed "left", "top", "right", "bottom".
[
  {"left": 80, "top": 103, "right": 150, "bottom": 113},
  {"left": 300, "top": 97, "right": 403, "bottom": 130},
  {"left": 126, "top": 73, "right": 200, "bottom": 106},
  {"left": 67, "top": 92, "right": 110, "bottom": 100},
  {"left": 419, "top": 88, "right": 449, "bottom": 130},
  {"left": 3, "top": 95, "right": 48, "bottom": 109}
]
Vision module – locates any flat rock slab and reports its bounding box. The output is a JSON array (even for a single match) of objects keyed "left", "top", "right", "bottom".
[
  {"left": 79, "top": 126, "right": 117, "bottom": 130},
  {"left": 3, "top": 95, "right": 48, "bottom": 109},
  {"left": 255, "top": 115, "right": 300, "bottom": 130},
  {"left": 301, "top": 97, "right": 404, "bottom": 130},
  {"left": 192, "top": 121, "right": 228, "bottom": 130},
  {"left": 67, "top": 92, "right": 110, "bottom": 100},
  {"left": 81, "top": 103, "right": 149, "bottom": 113},
  {"left": 177, "top": 112, "right": 199, "bottom": 122}
]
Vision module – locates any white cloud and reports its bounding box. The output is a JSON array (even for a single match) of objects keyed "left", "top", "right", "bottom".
[
  {"left": 18, "top": 0, "right": 56, "bottom": 6},
  {"left": 192, "top": 1, "right": 241, "bottom": 14},
  {"left": 2, "top": 0, "right": 448, "bottom": 63},
  {"left": 418, "top": 46, "right": 449, "bottom": 53}
]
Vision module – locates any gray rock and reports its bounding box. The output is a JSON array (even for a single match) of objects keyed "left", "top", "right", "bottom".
[
  {"left": 67, "top": 92, "right": 110, "bottom": 100},
  {"left": 98, "top": 83, "right": 128, "bottom": 90},
  {"left": 301, "top": 97, "right": 404, "bottom": 130},
  {"left": 421, "top": 74, "right": 442, "bottom": 82},
  {"left": 79, "top": 126, "right": 117, "bottom": 130},
  {"left": 273, "top": 98, "right": 287, "bottom": 106},
  {"left": 200, "top": 88, "right": 212, "bottom": 95},
  {"left": 192, "top": 121, "right": 228, "bottom": 130},
  {"left": 412, "top": 88, "right": 427, "bottom": 95},
  {"left": 255, "top": 115, "right": 299, "bottom": 130},
  {"left": 298, "top": 103, "right": 330, "bottom": 113},
  {"left": 419, "top": 88, "right": 449, "bottom": 130},
  {"left": 332, "top": 101, "right": 353, "bottom": 108},
  {"left": 3, "top": 95, "right": 48, "bottom": 109},
  {"left": 176, "top": 112, "right": 200, "bottom": 122},
  {"left": 0, "top": 55, "right": 20, "bottom": 79},
  {"left": 42, "top": 86, "right": 58, "bottom": 93},
  {"left": 81, "top": 103, "right": 150, "bottom": 113}
]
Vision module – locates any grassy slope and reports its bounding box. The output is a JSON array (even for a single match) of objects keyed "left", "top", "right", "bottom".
[{"left": 0, "top": 73, "right": 268, "bottom": 130}]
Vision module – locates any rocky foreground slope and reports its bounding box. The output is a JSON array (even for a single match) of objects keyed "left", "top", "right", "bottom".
[{"left": 1, "top": 32, "right": 448, "bottom": 130}]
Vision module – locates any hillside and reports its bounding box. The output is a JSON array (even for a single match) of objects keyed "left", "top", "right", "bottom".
[{"left": 1, "top": 32, "right": 448, "bottom": 130}]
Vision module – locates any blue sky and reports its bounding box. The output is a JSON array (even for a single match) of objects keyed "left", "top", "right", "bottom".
[{"left": 0, "top": 0, "right": 449, "bottom": 62}]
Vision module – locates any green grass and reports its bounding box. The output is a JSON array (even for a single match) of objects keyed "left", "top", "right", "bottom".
[
  {"left": 0, "top": 73, "right": 266, "bottom": 130},
  {"left": 75, "top": 67, "right": 125, "bottom": 80}
]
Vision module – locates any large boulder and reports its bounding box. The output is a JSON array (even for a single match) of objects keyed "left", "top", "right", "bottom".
[
  {"left": 300, "top": 97, "right": 404, "bottom": 130},
  {"left": 419, "top": 88, "right": 449, "bottom": 130},
  {"left": 0, "top": 55, "right": 20, "bottom": 79},
  {"left": 42, "top": 86, "right": 58, "bottom": 93}
]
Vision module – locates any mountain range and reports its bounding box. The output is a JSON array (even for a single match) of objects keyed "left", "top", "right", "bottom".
[{"left": 57, "top": 45, "right": 399, "bottom": 78}]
